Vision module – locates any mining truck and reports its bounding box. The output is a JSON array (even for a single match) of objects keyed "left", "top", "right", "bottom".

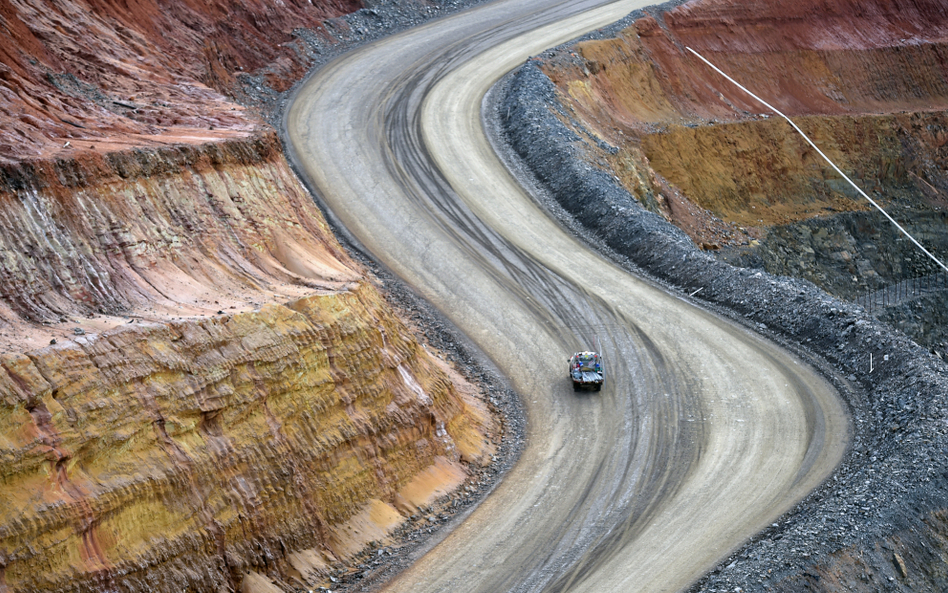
[{"left": 568, "top": 351, "right": 603, "bottom": 392}]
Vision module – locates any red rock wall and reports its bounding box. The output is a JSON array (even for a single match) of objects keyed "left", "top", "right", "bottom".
[
  {"left": 539, "top": 0, "right": 948, "bottom": 248},
  {"left": 0, "top": 0, "right": 361, "bottom": 162},
  {"left": 550, "top": 0, "right": 948, "bottom": 136}
]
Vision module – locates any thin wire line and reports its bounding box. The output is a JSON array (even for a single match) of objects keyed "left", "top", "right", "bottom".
[{"left": 686, "top": 46, "right": 948, "bottom": 274}]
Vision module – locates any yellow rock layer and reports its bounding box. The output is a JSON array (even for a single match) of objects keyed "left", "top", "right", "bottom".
[
  {"left": 0, "top": 131, "right": 497, "bottom": 592},
  {"left": 0, "top": 282, "right": 495, "bottom": 592}
]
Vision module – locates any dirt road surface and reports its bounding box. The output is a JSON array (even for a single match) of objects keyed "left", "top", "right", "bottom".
[{"left": 285, "top": 0, "right": 850, "bottom": 590}]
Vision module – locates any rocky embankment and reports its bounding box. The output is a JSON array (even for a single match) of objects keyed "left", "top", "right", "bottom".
[
  {"left": 531, "top": 0, "right": 948, "bottom": 349},
  {"left": 500, "top": 0, "right": 948, "bottom": 590},
  {"left": 0, "top": 1, "right": 501, "bottom": 592}
]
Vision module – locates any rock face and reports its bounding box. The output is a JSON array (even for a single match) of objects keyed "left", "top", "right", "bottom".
[
  {"left": 0, "top": 132, "right": 365, "bottom": 352},
  {"left": 0, "top": 0, "right": 362, "bottom": 162},
  {"left": 0, "top": 1, "right": 500, "bottom": 591},
  {"left": 551, "top": 0, "right": 948, "bottom": 126},
  {"left": 0, "top": 283, "right": 494, "bottom": 593},
  {"left": 536, "top": 0, "right": 948, "bottom": 331},
  {"left": 0, "top": 118, "right": 499, "bottom": 593}
]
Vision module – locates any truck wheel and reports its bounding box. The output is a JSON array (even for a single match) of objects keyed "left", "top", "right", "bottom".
[
  {"left": 595, "top": 384, "right": 602, "bottom": 392},
  {"left": 572, "top": 382, "right": 580, "bottom": 392}
]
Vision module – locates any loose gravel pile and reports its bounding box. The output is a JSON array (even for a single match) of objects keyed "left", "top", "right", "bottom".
[{"left": 497, "top": 15, "right": 948, "bottom": 590}]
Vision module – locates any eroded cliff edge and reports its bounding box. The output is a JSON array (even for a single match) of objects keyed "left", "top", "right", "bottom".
[
  {"left": 499, "top": 0, "right": 948, "bottom": 590},
  {"left": 0, "top": 0, "right": 499, "bottom": 591}
]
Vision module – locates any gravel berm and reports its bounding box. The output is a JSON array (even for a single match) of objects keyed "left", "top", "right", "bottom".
[{"left": 496, "top": 7, "right": 948, "bottom": 590}]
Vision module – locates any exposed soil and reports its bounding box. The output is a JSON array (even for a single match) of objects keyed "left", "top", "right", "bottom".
[{"left": 535, "top": 0, "right": 948, "bottom": 348}]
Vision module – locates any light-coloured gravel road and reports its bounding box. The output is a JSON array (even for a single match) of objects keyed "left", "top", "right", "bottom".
[{"left": 285, "top": 0, "right": 850, "bottom": 591}]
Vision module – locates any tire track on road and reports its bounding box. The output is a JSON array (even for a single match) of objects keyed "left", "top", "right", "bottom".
[{"left": 285, "top": 0, "right": 850, "bottom": 590}]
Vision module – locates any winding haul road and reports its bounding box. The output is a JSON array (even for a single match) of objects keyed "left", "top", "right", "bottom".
[{"left": 285, "top": 0, "right": 850, "bottom": 591}]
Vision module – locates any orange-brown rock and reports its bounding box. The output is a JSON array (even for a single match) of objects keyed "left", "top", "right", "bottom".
[
  {"left": 539, "top": 0, "right": 948, "bottom": 247},
  {"left": 638, "top": 112, "right": 924, "bottom": 228},
  {"left": 0, "top": 0, "right": 361, "bottom": 163},
  {"left": 0, "top": 133, "right": 354, "bottom": 348},
  {"left": 0, "top": 282, "right": 495, "bottom": 593},
  {"left": 553, "top": 0, "right": 948, "bottom": 130}
]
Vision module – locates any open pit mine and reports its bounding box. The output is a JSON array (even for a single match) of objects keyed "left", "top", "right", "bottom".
[
  {"left": 534, "top": 0, "right": 948, "bottom": 347},
  {"left": 1, "top": 0, "right": 948, "bottom": 591}
]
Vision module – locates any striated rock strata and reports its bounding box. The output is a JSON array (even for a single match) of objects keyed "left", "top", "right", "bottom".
[
  {"left": 0, "top": 111, "right": 499, "bottom": 593},
  {"left": 0, "top": 132, "right": 363, "bottom": 352},
  {"left": 0, "top": 281, "right": 495, "bottom": 593},
  {"left": 535, "top": 0, "right": 948, "bottom": 312}
]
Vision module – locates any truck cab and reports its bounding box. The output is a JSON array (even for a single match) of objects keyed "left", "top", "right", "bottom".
[{"left": 569, "top": 351, "right": 603, "bottom": 392}]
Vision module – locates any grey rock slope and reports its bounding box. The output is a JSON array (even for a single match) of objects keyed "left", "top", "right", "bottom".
[{"left": 499, "top": 53, "right": 948, "bottom": 592}]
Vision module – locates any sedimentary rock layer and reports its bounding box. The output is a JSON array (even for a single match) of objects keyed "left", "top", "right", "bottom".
[
  {"left": 0, "top": 89, "right": 500, "bottom": 592},
  {"left": 0, "top": 0, "right": 362, "bottom": 162},
  {"left": 547, "top": 0, "right": 948, "bottom": 131},
  {"left": 0, "top": 132, "right": 365, "bottom": 352},
  {"left": 542, "top": 0, "right": 948, "bottom": 227},
  {"left": 536, "top": 0, "right": 948, "bottom": 311},
  {"left": 0, "top": 281, "right": 495, "bottom": 593}
]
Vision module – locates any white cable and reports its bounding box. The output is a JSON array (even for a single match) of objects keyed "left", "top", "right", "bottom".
[{"left": 686, "top": 46, "right": 948, "bottom": 274}]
